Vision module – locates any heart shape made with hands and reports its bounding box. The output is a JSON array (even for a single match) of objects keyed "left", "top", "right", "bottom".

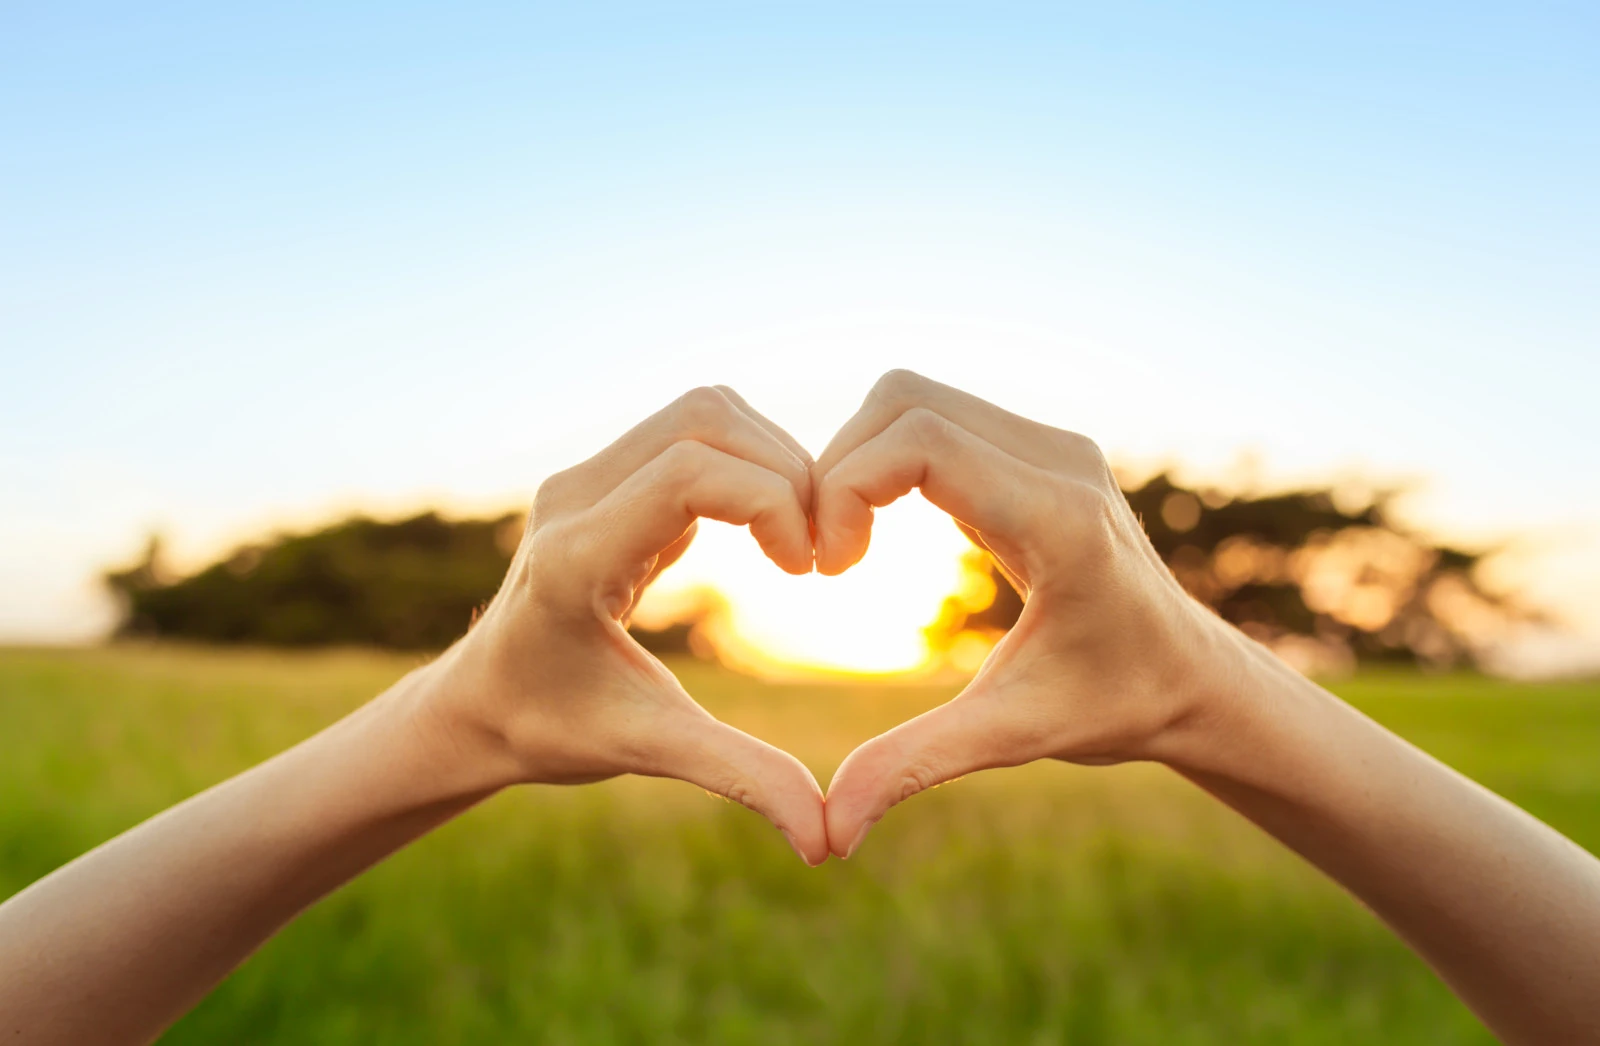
[{"left": 466, "top": 370, "right": 1219, "bottom": 868}]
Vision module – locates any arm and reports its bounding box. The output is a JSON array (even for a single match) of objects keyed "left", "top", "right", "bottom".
[
  {"left": 0, "top": 661, "right": 498, "bottom": 1044},
  {"left": 814, "top": 369, "right": 1600, "bottom": 1044},
  {"left": 1180, "top": 636, "right": 1600, "bottom": 1041},
  {"left": 0, "top": 386, "right": 829, "bottom": 1046}
]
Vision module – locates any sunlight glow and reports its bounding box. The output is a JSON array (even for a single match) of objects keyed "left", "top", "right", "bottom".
[{"left": 636, "top": 497, "right": 972, "bottom": 676}]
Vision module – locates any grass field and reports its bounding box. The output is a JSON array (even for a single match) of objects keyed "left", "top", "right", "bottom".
[{"left": 2, "top": 646, "right": 1597, "bottom": 1044}]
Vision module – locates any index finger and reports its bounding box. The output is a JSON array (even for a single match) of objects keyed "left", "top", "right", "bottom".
[
  {"left": 541, "top": 387, "right": 812, "bottom": 520},
  {"left": 590, "top": 439, "right": 814, "bottom": 580},
  {"left": 813, "top": 407, "right": 1047, "bottom": 575},
  {"left": 713, "top": 385, "right": 814, "bottom": 466},
  {"left": 816, "top": 370, "right": 1102, "bottom": 482}
]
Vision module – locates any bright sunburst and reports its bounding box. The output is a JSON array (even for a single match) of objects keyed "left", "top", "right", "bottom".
[{"left": 635, "top": 496, "right": 972, "bottom": 676}]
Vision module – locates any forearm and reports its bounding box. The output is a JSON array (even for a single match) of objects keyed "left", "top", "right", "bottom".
[
  {"left": 0, "top": 651, "right": 509, "bottom": 1046},
  {"left": 813, "top": 375, "right": 1600, "bottom": 1034},
  {"left": 1169, "top": 633, "right": 1600, "bottom": 1043}
]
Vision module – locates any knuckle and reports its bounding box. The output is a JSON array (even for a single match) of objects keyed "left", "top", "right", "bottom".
[
  {"left": 1061, "top": 479, "right": 1119, "bottom": 547},
  {"left": 853, "top": 731, "right": 944, "bottom": 805},
  {"left": 898, "top": 405, "right": 951, "bottom": 448},
  {"left": 896, "top": 762, "right": 941, "bottom": 802},
  {"left": 721, "top": 778, "right": 759, "bottom": 812},
  {"left": 531, "top": 467, "right": 579, "bottom": 521},
  {"left": 689, "top": 753, "right": 761, "bottom": 810},
  {"left": 868, "top": 368, "right": 930, "bottom": 411},
  {"left": 656, "top": 438, "right": 712, "bottom": 483},
  {"left": 757, "top": 463, "right": 796, "bottom": 501},
  {"left": 519, "top": 518, "right": 593, "bottom": 608},
  {"left": 1057, "top": 427, "right": 1101, "bottom": 460},
  {"left": 673, "top": 385, "right": 734, "bottom": 436},
  {"left": 1057, "top": 429, "right": 1112, "bottom": 481}
]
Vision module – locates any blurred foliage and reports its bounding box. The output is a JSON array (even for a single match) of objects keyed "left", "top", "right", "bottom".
[
  {"left": 108, "top": 472, "right": 1523, "bottom": 669},
  {"left": 927, "top": 473, "right": 1521, "bottom": 671},
  {"left": 105, "top": 513, "right": 698, "bottom": 655}
]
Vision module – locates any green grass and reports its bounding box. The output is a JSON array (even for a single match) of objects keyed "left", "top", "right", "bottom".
[{"left": 2, "top": 646, "right": 1597, "bottom": 1044}]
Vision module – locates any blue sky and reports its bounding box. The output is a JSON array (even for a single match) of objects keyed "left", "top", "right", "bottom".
[{"left": 3, "top": 4, "right": 1597, "bottom": 667}]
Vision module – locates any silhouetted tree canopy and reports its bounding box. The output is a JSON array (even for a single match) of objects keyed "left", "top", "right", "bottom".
[
  {"left": 926, "top": 473, "right": 1520, "bottom": 671},
  {"left": 109, "top": 475, "right": 1522, "bottom": 670},
  {"left": 105, "top": 512, "right": 707, "bottom": 654}
]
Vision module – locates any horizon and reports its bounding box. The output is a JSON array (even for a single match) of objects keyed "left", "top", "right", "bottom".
[
  {"left": 4, "top": 4, "right": 1597, "bottom": 673},
  {"left": 75, "top": 456, "right": 1595, "bottom": 680}
]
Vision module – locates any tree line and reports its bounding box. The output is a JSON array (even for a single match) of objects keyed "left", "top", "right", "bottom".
[
  {"left": 107, "top": 474, "right": 1519, "bottom": 668},
  {"left": 925, "top": 473, "right": 1518, "bottom": 671}
]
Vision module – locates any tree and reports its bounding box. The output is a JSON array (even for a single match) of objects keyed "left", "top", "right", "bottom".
[
  {"left": 926, "top": 473, "right": 1521, "bottom": 672},
  {"left": 105, "top": 512, "right": 718, "bottom": 656}
]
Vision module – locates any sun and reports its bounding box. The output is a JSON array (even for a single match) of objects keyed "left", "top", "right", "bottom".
[{"left": 634, "top": 497, "right": 972, "bottom": 676}]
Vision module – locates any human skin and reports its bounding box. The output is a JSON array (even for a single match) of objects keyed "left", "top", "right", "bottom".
[
  {"left": 813, "top": 369, "right": 1600, "bottom": 1045},
  {"left": 0, "top": 386, "right": 829, "bottom": 1046},
  {"left": 4, "top": 374, "right": 1598, "bottom": 1045}
]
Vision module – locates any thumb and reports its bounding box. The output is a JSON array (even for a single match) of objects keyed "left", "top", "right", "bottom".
[
  {"left": 823, "top": 695, "right": 1004, "bottom": 859},
  {"left": 650, "top": 714, "right": 830, "bottom": 867}
]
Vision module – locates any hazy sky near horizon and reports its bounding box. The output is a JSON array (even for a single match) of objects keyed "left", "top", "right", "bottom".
[{"left": 3, "top": 4, "right": 1598, "bottom": 667}]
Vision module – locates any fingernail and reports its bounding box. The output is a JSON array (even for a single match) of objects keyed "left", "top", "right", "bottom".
[
  {"left": 843, "top": 820, "right": 875, "bottom": 860},
  {"left": 781, "top": 828, "right": 809, "bottom": 865}
]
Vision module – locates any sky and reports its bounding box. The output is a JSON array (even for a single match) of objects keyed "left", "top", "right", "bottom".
[{"left": 3, "top": 3, "right": 1598, "bottom": 672}]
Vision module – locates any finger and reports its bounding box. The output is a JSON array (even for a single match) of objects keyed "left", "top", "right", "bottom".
[
  {"left": 542, "top": 387, "right": 811, "bottom": 517},
  {"left": 823, "top": 696, "right": 1007, "bottom": 859},
  {"left": 816, "top": 369, "right": 1102, "bottom": 481},
  {"left": 591, "top": 440, "right": 813, "bottom": 579},
  {"left": 713, "top": 385, "right": 814, "bottom": 466},
  {"left": 812, "top": 408, "right": 1047, "bottom": 575},
  {"left": 636, "top": 520, "right": 698, "bottom": 596},
  {"left": 954, "top": 519, "right": 1031, "bottom": 596},
  {"left": 652, "top": 714, "right": 830, "bottom": 866}
]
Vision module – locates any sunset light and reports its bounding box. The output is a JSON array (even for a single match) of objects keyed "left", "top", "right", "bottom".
[
  {"left": 635, "top": 497, "right": 975, "bottom": 676},
  {"left": 7, "top": 6, "right": 1600, "bottom": 1041}
]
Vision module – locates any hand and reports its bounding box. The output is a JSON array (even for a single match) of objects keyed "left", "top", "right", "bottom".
[
  {"left": 434, "top": 386, "right": 831, "bottom": 866},
  {"left": 814, "top": 370, "right": 1247, "bottom": 858}
]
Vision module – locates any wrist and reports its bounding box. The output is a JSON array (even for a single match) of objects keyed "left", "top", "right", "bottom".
[
  {"left": 1145, "top": 607, "right": 1316, "bottom": 778},
  {"left": 383, "top": 640, "right": 528, "bottom": 797}
]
